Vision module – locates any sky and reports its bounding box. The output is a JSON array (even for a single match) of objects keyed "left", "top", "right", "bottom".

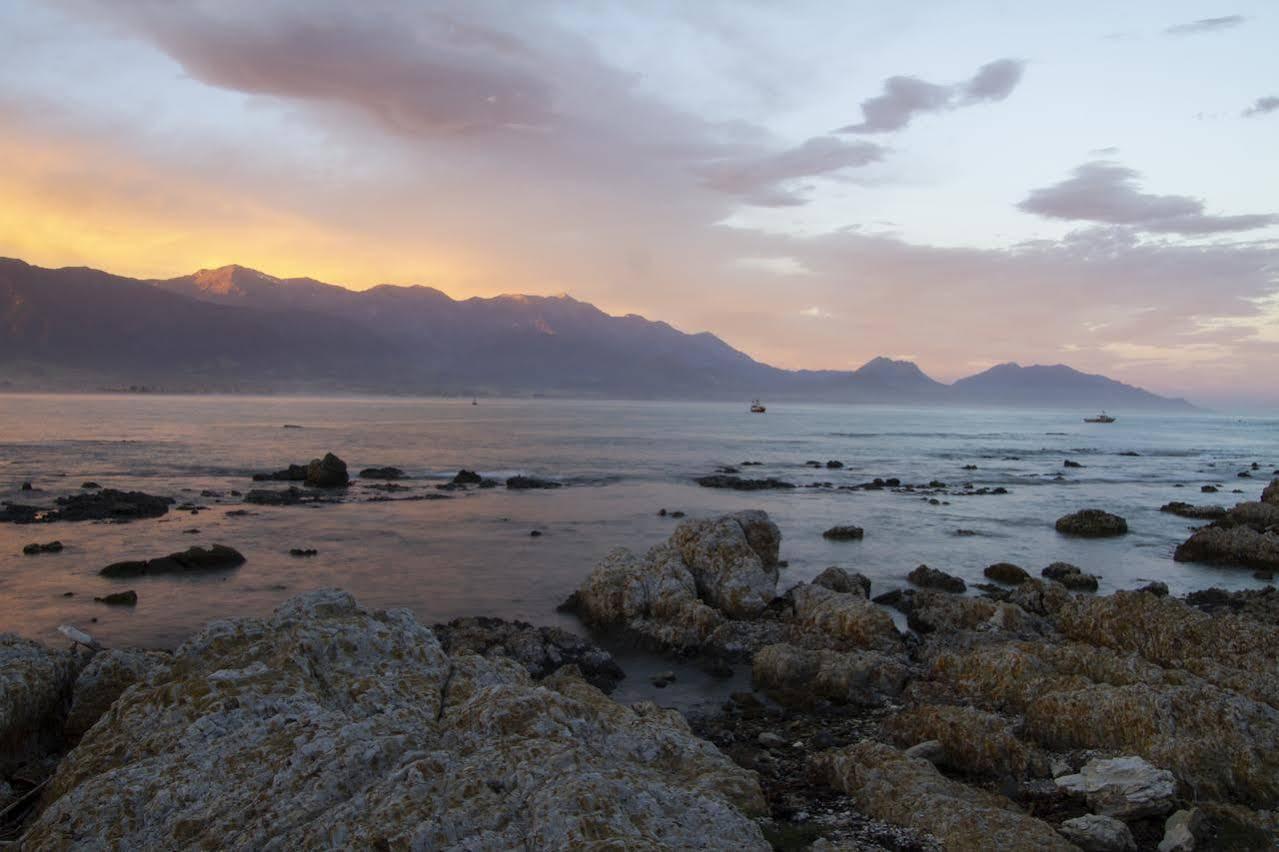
[{"left": 1, "top": 1, "right": 1276, "bottom": 406}]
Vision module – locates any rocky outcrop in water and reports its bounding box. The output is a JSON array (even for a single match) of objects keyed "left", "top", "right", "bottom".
[
  {"left": 99, "top": 544, "right": 246, "bottom": 578},
  {"left": 20, "top": 590, "right": 768, "bottom": 849},
  {"left": 357, "top": 466, "right": 405, "bottom": 480},
  {"left": 907, "top": 564, "right": 966, "bottom": 593},
  {"left": 253, "top": 453, "right": 349, "bottom": 487},
  {"left": 694, "top": 474, "right": 796, "bottom": 490},
  {"left": 1055, "top": 509, "right": 1128, "bottom": 537},
  {"left": 505, "top": 475, "right": 561, "bottom": 489},
  {"left": 1173, "top": 481, "right": 1279, "bottom": 570},
  {"left": 1159, "top": 501, "right": 1226, "bottom": 520},
  {"left": 1, "top": 490, "right": 172, "bottom": 524}
]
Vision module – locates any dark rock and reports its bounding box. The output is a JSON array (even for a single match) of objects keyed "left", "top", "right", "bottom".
[
  {"left": 80, "top": 482, "right": 101, "bottom": 490},
  {"left": 1042, "top": 562, "right": 1083, "bottom": 581},
  {"left": 812, "top": 566, "right": 871, "bottom": 597},
  {"left": 432, "top": 615, "right": 624, "bottom": 693},
  {"left": 305, "top": 453, "right": 349, "bottom": 488},
  {"left": 1064, "top": 460, "right": 1084, "bottom": 468},
  {"left": 529, "top": 530, "right": 542, "bottom": 537},
  {"left": 821, "top": 525, "right": 864, "bottom": 541},
  {"left": 282, "top": 424, "right": 303, "bottom": 429},
  {"left": 244, "top": 487, "right": 309, "bottom": 506},
  {"left": 94, "top": 590, "right": 138, "bottom": 606},
  {"left": 885, "top": 478, "right": 901, "bottom": 487},
  {"left": 694, "top": 474, "right": 794, "bottom": 491},
  {"left": 252, "top": 464, "right": 308, "bottom": 482},
  {"left": 1055, "top": 509, "right": 1128, "bottom": 537},
  {"left": 452, "top": 469, "right": 483, "bottom": 485},
  {"left": 826, "top": 460, "right": 844, "bottom": 469},
  {"left": 1160, "top": 502, "right": 1227, "bottom": 520},
  {"left": 805, "top": 460, "right": 822, "bottom": 468},
  {"left": 20, "top": 481, "right": 33, "bottom": 490},
  {"left": 363, "top": 482, "right": 410, "bottom": 492},
  {"left": 1138, "top": 581, "right": 1169, "bottom": 596},
  {"left": 23, "top": 541, "right": 63, "bottom": 555},
  {"left": 907, "top": 564, "right": 966, "bottom": 593},
  {"left": 955, "top": 529, "right": 979, "bottom": 536},
  {"left": 99, "top": 544, "right": 246, "bottom": 578},
  {"left": 505, "top": 475, "right": 561, "bottom": 490},
  {"left": 963, "top": 464, "right": 978, "bottom": 470},
  {"left": 1238, "top": 471, "right": 1252, "bottom": 479},
  {"left": 984, "top": 562, "right": 1030, "bottom": 585},
  {"left": 358, "top": 467, "right": 405, "bottom": 480},
  {"left": 288, "top": 548, "right": 318, "bottom": 557},
  {"left": 1119, "top": 451, "right": 1141, "bottom": 457},
  {"left": 1201, "top": 485, "right": 1219, "bottom": 493}
]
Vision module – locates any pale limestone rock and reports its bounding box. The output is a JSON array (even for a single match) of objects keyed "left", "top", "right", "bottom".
[
  {"left": 672, "top": 510, "right": 781, "bottom": 617},
  {"left": 23, "top": 590, "right": 768, "bottom": 850},
  {"left": 1158, "top": 808, "right": 1201, "bottom": 852},
  {"left": 1056, "top": 756, "right": 1176, "bottom": 819},
  {"left": 1059, "top": 814, "right": 1136, "bottom": 851},
  {"left": 815, "top": 741, "right": 1075, "bottom": 851}
]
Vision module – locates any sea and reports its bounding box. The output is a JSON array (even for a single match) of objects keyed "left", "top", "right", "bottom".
[{"left": 1, "top": 394, "right": 1275, "bottom": 705}]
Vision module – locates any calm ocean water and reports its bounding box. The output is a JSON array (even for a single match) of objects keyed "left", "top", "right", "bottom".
[{"left": 1, "top": 395, "right": 1275, "bottom": 663}]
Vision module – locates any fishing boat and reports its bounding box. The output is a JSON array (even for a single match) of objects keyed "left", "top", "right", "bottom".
[
  {"left": 749, "top": 399, "right": 766, "bottom": 413},
  {"left": 1084, "top": 411, "right": 1116, "bottom": 423},
  {"left": 472, "top": 396, "right": 478, "bottom": 406}
]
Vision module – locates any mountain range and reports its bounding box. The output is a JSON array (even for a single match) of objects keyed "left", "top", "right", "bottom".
[{"left": 0, "top": 257, "right": 1194, "bottom": 409}]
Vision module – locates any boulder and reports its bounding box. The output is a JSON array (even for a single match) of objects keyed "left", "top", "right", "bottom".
[
  {"left": 1055, "top": 756, "right": 1176, "bottom": 819},
  {"left": 984, "top": 562, "right": 1030, "bottom": 585},
  {"left": 671, "top": 511, "right": 780, "bottom": 618},
  {"left": 22, "top": 540, "right": 63, "bottom": 555},
  {"left": 305, "top": 452, "right": 349, "bottom": 487},
  {"left": 1042, "top": 562, "right": 1100, "bottom": 591},
  {"left": 64, "top": 649, "right": 171, "bottom": 739},
  {"left": 1, "top": 634, "right": 80, "bottom": 775},
  {"left": 1056, "top": 509, "right": 1128, "bottom": 537},
  {"left": 99, "top": 544, "right": 246, "bottom": 578},
  {"left": 812, "top": 566, "right": 871, "bottom": 598},
  {"left": 22, "top": 591, "right": 768, "bottom": 850},
  {"left": 907, "top": 564, "right": 966, "bottom": 593},
  {"left": 789, "top": 583, "right": 902, "bottom": 651},
  {"left": 815, "top": 741, "right": 1075, "bottom": 851},
  {"left": 452, "top": 469, "right": 483, "bottom": 485},
  {"left": 1174, "top": 523, "right": 1279, "bottom": 570},
  {"left": 1058, "top": 814, "right": 1136, "bottom": 851},
  {"left": 1263, "top": 479, "right": 1279, "bottom": 505},
  {"left": 822, "top": 525, "right": 864, "bottom": 541},
  {"left": 882, "top": 704, "right": 1037, "bottom": 779},
  {"left": 1157, "top": 808, "right": 1201, "bottom": 852}
]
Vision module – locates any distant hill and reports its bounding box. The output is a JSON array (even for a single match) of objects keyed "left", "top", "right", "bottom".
[
  {"left": 0, "top": 257, "right": 1195, "bottom": 409},
  {"left": 951, "top": 363, "right": 1194, "bottom": 410}
]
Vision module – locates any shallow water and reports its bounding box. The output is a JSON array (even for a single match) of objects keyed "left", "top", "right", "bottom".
[{"left": 1, "top": 394, "right": 1275, "bottom": 661}]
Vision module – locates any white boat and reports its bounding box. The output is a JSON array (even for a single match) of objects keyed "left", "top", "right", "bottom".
[
  {"left": 749, "top": 399, "right": 766, "bottom": 413},
  {"left": 1084, "top": 411, "right": 1116, "bottom": 423}
]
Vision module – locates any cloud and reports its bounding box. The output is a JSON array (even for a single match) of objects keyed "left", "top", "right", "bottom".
[
  {"left": 733, "top": 256, "right": 812, "bottom": 276},
  {"left": 1164, "top": 15, "right": 1246, "bottom": 36},
  {"left": 699, "top": 136, "right": 884, "bottom": 205},
  {"left": 1018, "top": 161, "right": 1278, "bottom": 234},
  {"left": 1244, "top": 96, "right": 1279, "bottom": 117},
  {"left": 798, "top": 305, "right": 834, "bottom": 319},
  {"left": 838, "top": 58, "right": 1024, "bottom": 133},
  {"left": 959, "top": 58, "right": 1025, "bottom": 104}
]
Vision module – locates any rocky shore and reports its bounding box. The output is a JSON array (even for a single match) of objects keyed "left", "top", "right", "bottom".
[{"left": 2, "top": 480, "right": 1277, "bottom": 849}]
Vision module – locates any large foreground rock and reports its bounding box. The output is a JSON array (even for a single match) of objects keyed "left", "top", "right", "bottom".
[
  {"left": 23, "top": 590, "right": 768, "bottom": 850},
  {"left": 1055, "top": 755, "right": 1176, "bottom": 819},
  {"left": 1, "top": 635, "right": 80, "bottom": 775}
]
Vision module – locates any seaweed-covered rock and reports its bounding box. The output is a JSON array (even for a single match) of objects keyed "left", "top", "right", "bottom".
[
  {"left": 984, "top": 563, "right": 1030, "bottom": 585},
  {"left": 812, "top": 566, "right": 871, "bottom": 598},
  {"left": 822, "top": 525, "right": 864, "bottom": 541},
  {"left": 815, "top": 741, "right": 1075, "bottom": 851},
  {"left": 22, "top": 591, "right": 769, "bottom": 850},
  {"left": 1159, "top": 501, "right": 1227, "bottom": 520},
  {"left": 752, "top": 644, "right": 909, "bottom": 706},
  {"left": 882, "top": 704, "right": 1039, "bottom": 779},
  {"left": 789, "top": 584, "right": 902, "bottom": 652},
  {"left": 1056, "top": 509, "right": 1128, "bottom": 537}
]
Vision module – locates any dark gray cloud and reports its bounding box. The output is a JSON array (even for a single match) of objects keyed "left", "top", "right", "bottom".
[
  {"left": 1164, "top": 15, "right": 1246, "bottom": 35},
  {"left": 839, "top": 59, "right": 1025, "bottom": 133},
  {"left": 1018, "top": 161, "right": 1278, "bottom": 234},
  {"left": 1244, "top": 96, "right": 1279, "bottom": 117}
]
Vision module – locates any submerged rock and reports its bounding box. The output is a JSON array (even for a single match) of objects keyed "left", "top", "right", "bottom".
[
  {"left": 22, "top": 541, "right": 63, "bottom": 555},
  {"left": 92, "top": 590, "right": 137, "bottom": 606},
  {"left": 1055, "top": 509, "right": 1129, "bottom": 537},
  {"left": 505, "top": 475, "right": 562, "bottom": 490},
  {"left": 99, "top": 544, "right": 245, "bottom": 578},
  {"left": 21, "top": 590, "right": 768, "bottom": 849},
  {"left": 357, "top": 466, "right": 405, "bottom": 480},
  {"left": 1160, "top": 501, "right": 1227, "bottom": 520},
  {"left": 821, "top": 525, "right": 865, "bottom": 541},
  {"left": 693, "top": 474, "right": 795, "bottom": 490}
]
